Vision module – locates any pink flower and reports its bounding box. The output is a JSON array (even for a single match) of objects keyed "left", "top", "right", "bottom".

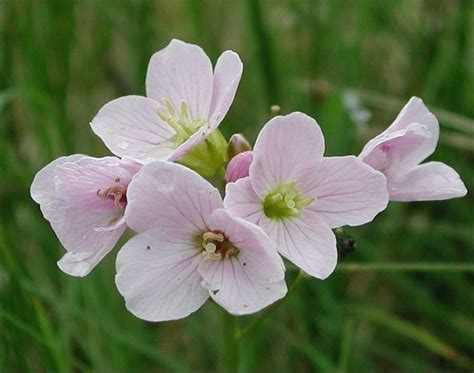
[
  {"left": 91, "top": 39, "right": 243, "bottom": 164},
  {"left": 116, "top": 161, "right": 286, "bottom": 321},
  {"left": 31, "top": 156, "right": 140, "bottom": 277},
  {"left": 224, "top": 112, "right": 389, "bottom": 279},
  {"left": 225, "top": 151, "right": 253, "bottom": 183},
  {"left": 359, "top": 97, "right": 467, "bottom": 201}
]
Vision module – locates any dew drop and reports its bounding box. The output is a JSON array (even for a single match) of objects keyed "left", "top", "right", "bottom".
[{"left": 118, "top": 141, "right": 129, "bottom": 150}]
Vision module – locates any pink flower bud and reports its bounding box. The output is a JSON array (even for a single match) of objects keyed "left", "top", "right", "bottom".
[
  {"left": 228, "top": 134, "right": 252, "bottom": 159},
  {"left": 225, "top": 151, "right": 253, "bottom": 183}
]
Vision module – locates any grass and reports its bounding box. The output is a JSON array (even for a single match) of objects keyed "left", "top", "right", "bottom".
[{"left": 1, "top": 0, "right": 473, "bottom": 372}]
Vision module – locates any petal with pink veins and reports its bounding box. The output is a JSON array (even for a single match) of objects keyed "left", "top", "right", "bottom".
[
  {"left": 250, "top": 112, "right": 325, "bottom": 198},
  {"left": 125, "top": 161, "right": 223, "bottom": 233},
  {"left": 52, "top": 156, "right": 135, "bottom": 252},
  {"left": 116, "top": 228, "right": 208, "bottom": 322},
  {"left": 209, "top": 51, "right": 243, "bottom": 127},
  {"left": 359, "top": 123, "right": 432, "bottom": 179},
  {"left": 90, "top": 96, "right": 176, "bottom": 163},
  {"left": 146, "top": 39, "right": 213, "bottom": 120},
  {"left": 389, "top": 162, "right": 467, "bottom": 201},
  {"left": 199, "top": 209, "right": 286, "bottom": 315},
  {"left": 360, "top": 97, "right": 439, "bottom": 169},
  {"left": 224, "top": 177, "right": 265, "bottom": 225},
  {"left": 266, "top": 210, "right": 337, "bottom": 279},
  {"left": 299, "top": 156, "right": 389, "bottom": 228},
  {"left": 30, "top": 154, "right": 84, "bottom": 217},
  {"left": 57, "top": 247, "right": 112, "bottom": 277}
]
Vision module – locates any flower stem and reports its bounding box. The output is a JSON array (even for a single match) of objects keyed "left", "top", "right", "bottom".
[
  {"left": 239, "top": 270, "right": 305, "bottom": 339},
  {"left": 222, "top": 311, "right": 239, "bottom": 373}
]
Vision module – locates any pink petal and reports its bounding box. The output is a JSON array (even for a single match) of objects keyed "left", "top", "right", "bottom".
[
  {"left": 125, "top": 161, "right": 223, "bottom": 233},
  {"left": 224, "top": 177, "right": 265, "bottom": 225},
  {"left": 52, "top": 156, "right": 133, "bottom": 253},
  {"left": 360, "top": 97, "right": 439, "bottom": 168},
  {"left": 209, "top": 50, "right": 243, "bottom": 127},
  {"left": 31, "top": 154, "right": 84, "bottom": 211},
  {"left": 146, "top": 39, "right": 213, "bottom": 120},
  {"left": 198, "top": 209, "right": 286, "bottom": 315},
  {"left": 389, "top": 161, "right": 467, "bottom": 201},
  {"left": 115, "top": 228, "right": 208, "bottom": 322},
  {"left": 299, "top": 156, "right": 389, "bottom": 228},
  {"left": 250, "top": 112, "right": 325, "bottom": 198},
  {"left": 31, "top": 156, "right": 130, "bottom": 269},
  {"left": 90, "top": 96, "right": 176, "bottom": 163},
  {"left": 265, "top": 211, "right": 337, "bottom": 279},
  {"left": 57, "top": 248, "right": 111, "bottom": 277},
  {"left": 360, "top": 123, "right": 432, "bottom": 180}
]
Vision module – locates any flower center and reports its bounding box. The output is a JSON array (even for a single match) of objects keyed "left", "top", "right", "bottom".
[
  {"left": 96, "top": 184, "right": 127, "bottom": 209},
  {"left": 200, "top": 231, "right": 239, "bottom": 260},
  {"left": 96, "top": 181, "right": 127, "bottom": 227},
  {"left": 263, "top": 181, "right": 314, "bottom": 220},
  {"left": 157, "top": 97, "right": 208, "bottom": 146}
]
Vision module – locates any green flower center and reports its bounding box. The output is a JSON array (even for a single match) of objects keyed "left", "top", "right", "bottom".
[
  {"left": 199, "top": 231, "right": 239, "bottom": 261},
  {"left": 157, "top": 98, "right": 208, "bottom": 146},
  {"left": 263, "top": 181, "right": 314, "bottom": 220}
]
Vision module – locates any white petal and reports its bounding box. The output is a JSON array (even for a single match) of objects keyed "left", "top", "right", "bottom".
[
  {"left": 299, "top": 156, "right": 389, "bottom": 228},
  {"left": 198, "top": 210, "right": 286, "bottom": 315},
  {"left": 115, "top": 228, "right": 208, "bottom": 322},
  {"left": 209, "top": 50, "right": 243, "bottom": 127},
  {"left": 125, "top": 161, "right": 223, "bottom": 233},
  {"left": 389, "top": 161, "right": 467, "bottom": 201},
  {"left": 250, "top": 112, "right": 325, "bottom": 197},
  {"left": 146, "top": 39, "right": 213, "bottom": 120},
  {"left": 90, "top": 96, "right": 176, "bottom": 163},
  {"left": 57, "top": 248, "right": 111, "bottom": 277},
  {"left": 267, "top": 211, "right": 337, "bottom": 279},
  {"left": 224, "top": 177, "right": 265, "bottom": 225}
]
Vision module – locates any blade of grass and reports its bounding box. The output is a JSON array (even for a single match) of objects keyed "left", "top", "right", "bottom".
[
  {"left": 352, "top": 305, "right": 473, "bottom": 369},
  {"left": 338, "top": 262, "right": 474, "bottom": 272}
]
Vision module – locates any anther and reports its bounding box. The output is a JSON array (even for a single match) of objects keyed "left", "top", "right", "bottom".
[
  {"left": 270, "top": 193, "right": 283, "bottom": 202},
  {"left": 203, "top": 232, "right": 224, "bottom": 242}
]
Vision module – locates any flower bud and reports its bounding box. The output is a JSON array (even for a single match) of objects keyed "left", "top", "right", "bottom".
[
  {"left": 225, "top": 151, "right": 253, "bottom": 183},
  {"left": 227, "top": 133, "right": 252, "bottom": 160}
]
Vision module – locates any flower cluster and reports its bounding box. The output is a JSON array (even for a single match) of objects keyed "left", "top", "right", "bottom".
[{"left": 31, "top": 39, "right": 467, "bottom": 321}]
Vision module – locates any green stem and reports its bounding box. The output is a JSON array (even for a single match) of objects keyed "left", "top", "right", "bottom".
[
  {"left": 338, "top": 262, "right": 474, "bottom": 272},
  {"left": 239, "top": 271, "right": 305, "bottom": 339},
  {"left": 222, "top": 311, "right": 239, "bottom": 373}
]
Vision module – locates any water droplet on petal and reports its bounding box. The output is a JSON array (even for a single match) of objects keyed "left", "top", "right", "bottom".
[{"left": 118, "top": 141, "right": 129, "bottom": 150}]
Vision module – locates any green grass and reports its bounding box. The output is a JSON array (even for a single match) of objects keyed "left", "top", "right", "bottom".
[{"left": 1, "top": 0, "right": 473, "bottom": 372}]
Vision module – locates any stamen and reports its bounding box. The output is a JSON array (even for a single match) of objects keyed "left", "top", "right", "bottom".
[
  {"left": 96, "top": 185, "right": 127, "bottom": 208},
  {"left": 203, "top": 232, "right": 224, "bottom": 242},
  {"left": 155, "top": 96, "right": 208, "bottom": 147},
  {"left": 161, "top": 97, "right": 176, "bottom": 115},
  {"left": 270, "top": 193, "right": 283, "bottom": 202},
  {"left": 286, "top": 200, "right": 296, "bottom": 209},
  {"left": 180, "top": 100, "right": 189, "bottom": 118}
]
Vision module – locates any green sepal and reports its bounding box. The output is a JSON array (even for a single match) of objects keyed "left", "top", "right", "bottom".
[{"left": 176, "top": 129, "right": 228, "bottom": 178}]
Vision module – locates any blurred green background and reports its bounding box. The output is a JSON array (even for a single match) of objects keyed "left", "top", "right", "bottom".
[{"left": 1, "top": 0, "right": 473, "bottom": 372}]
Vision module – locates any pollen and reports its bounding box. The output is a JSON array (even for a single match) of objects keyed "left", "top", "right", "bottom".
[{"left": 200, "top": 231, "right": 239, "bottom": 260}]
